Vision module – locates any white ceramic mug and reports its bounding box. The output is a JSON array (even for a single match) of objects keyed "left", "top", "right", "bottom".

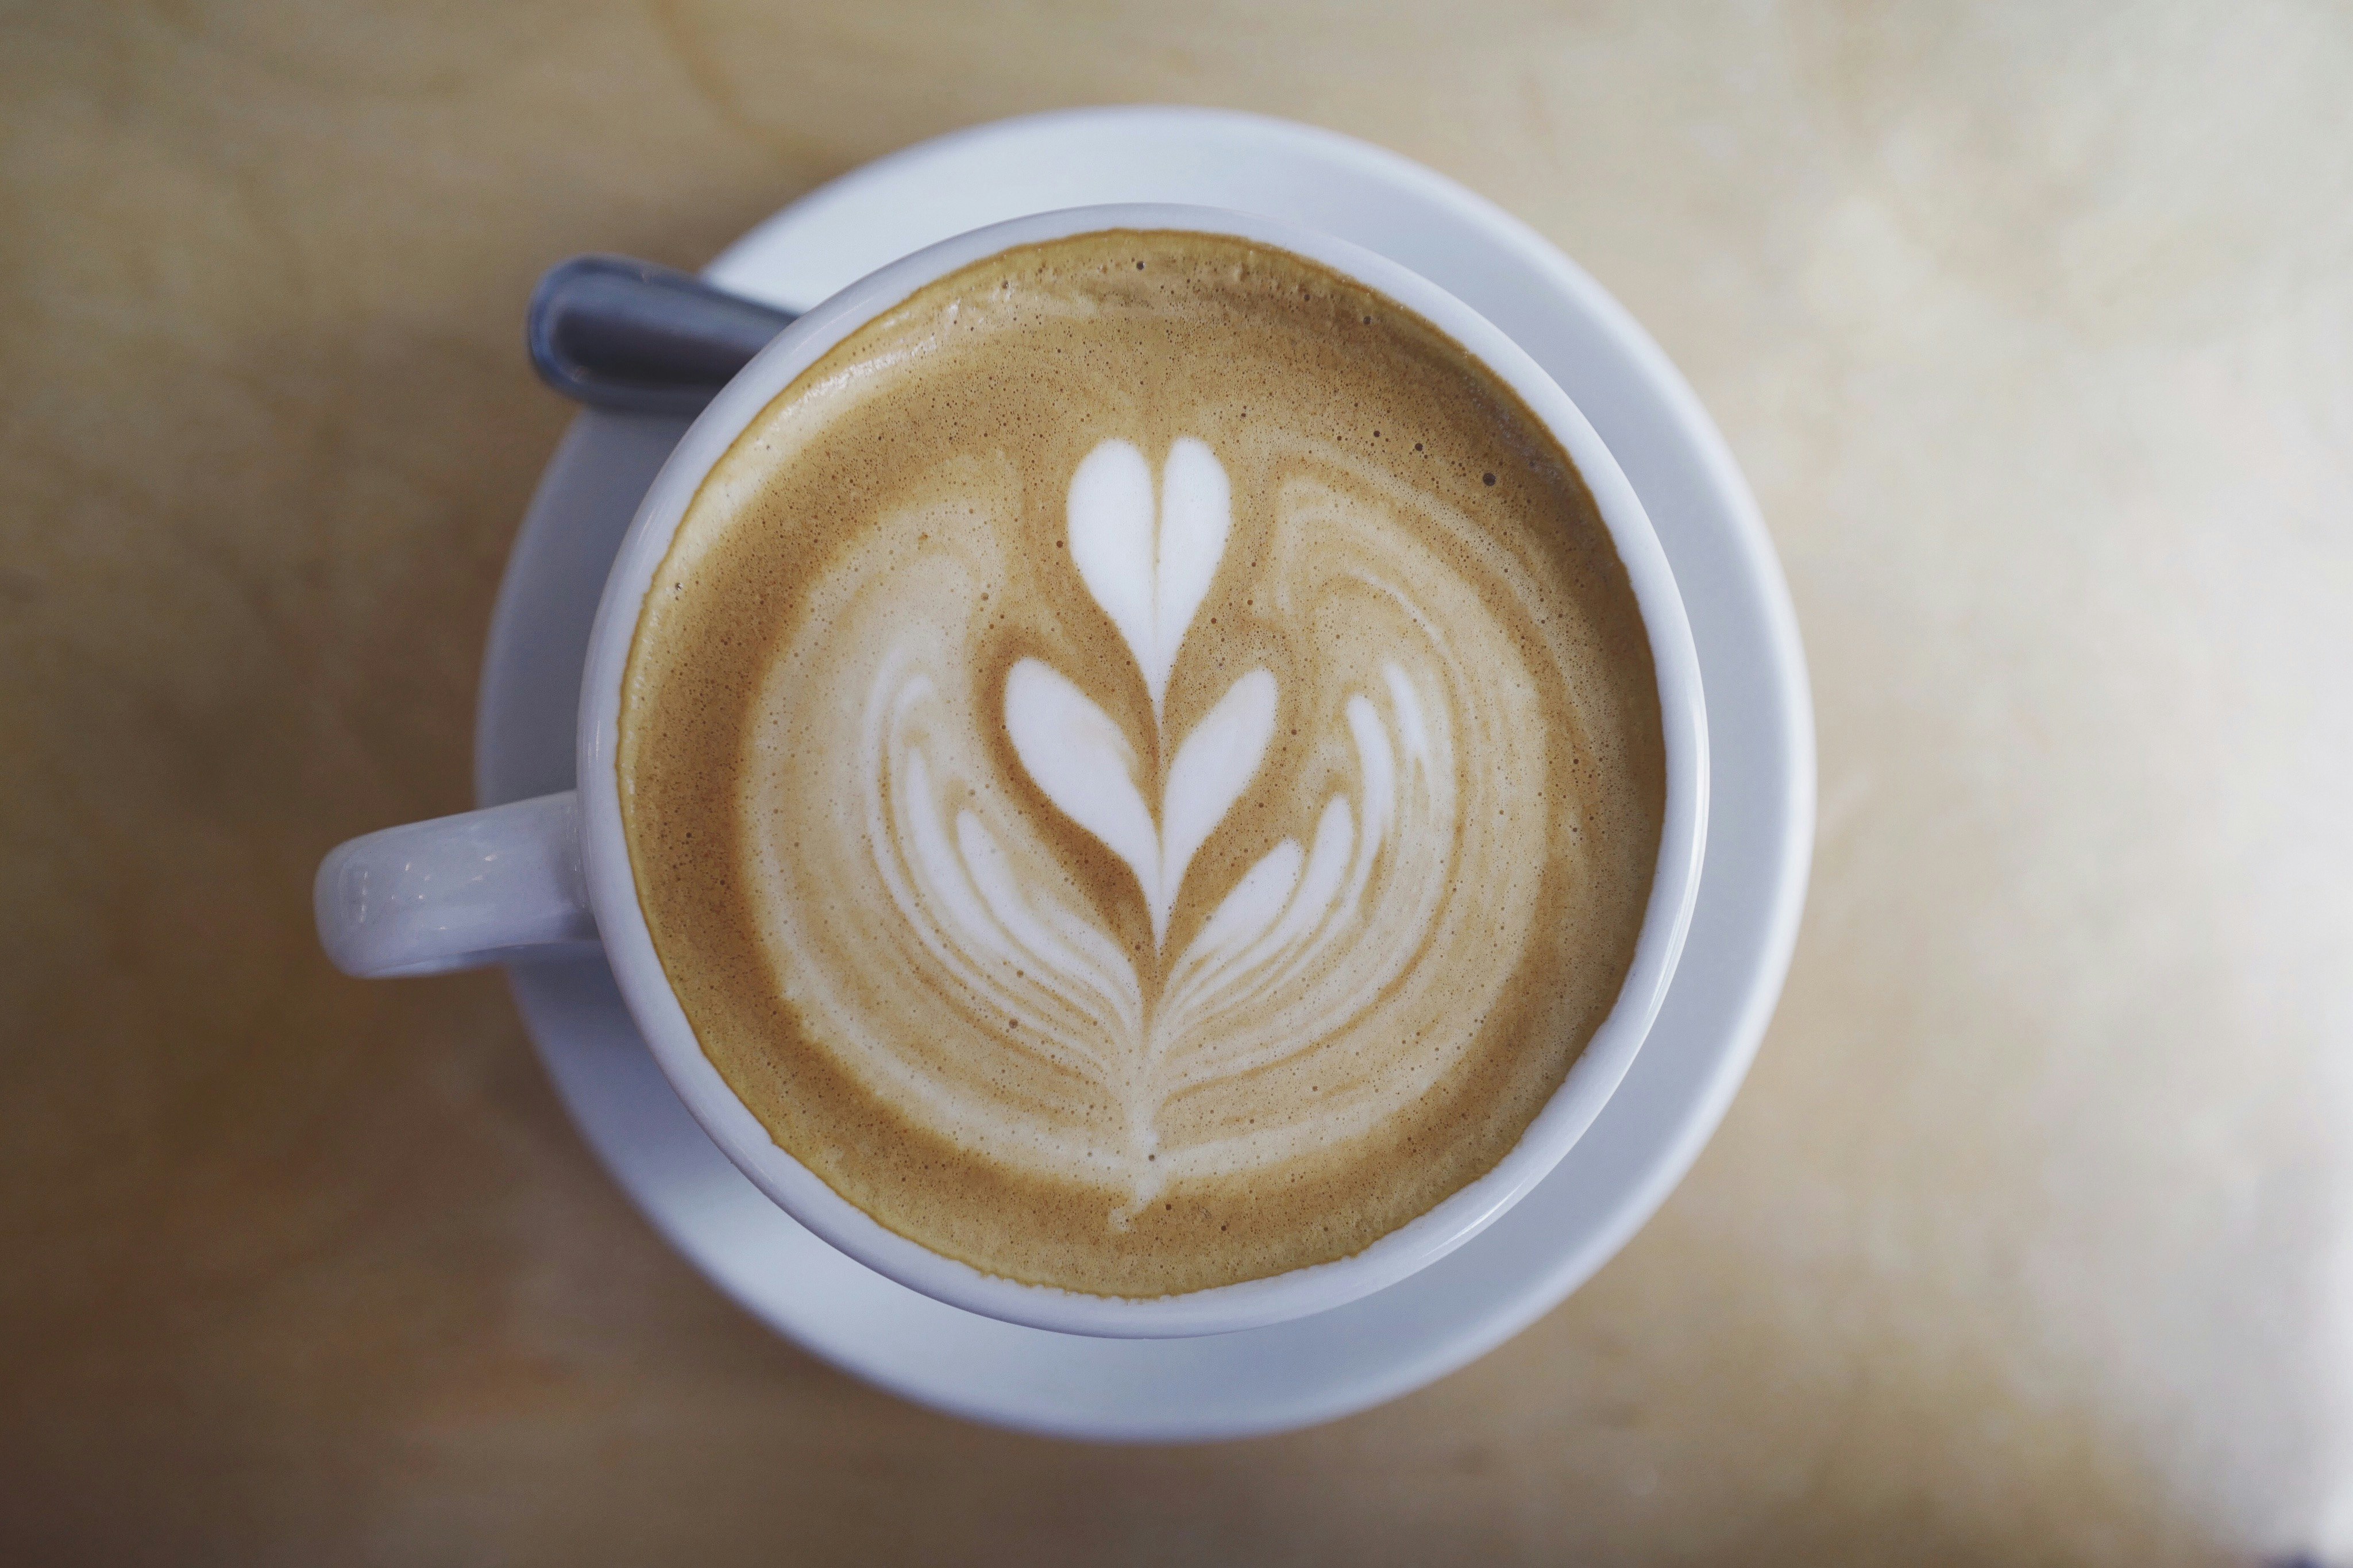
[{"left": 316, "top": 204, "right": 1709, "bottom": 1338}]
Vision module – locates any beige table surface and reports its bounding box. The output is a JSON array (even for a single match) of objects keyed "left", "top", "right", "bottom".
[{"left": 6, "top": 2, "right": 2352, "bottom": 1563}]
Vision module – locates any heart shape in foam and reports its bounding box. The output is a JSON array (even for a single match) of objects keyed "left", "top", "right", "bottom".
[{"left": 1067, "top": 437, "right": 1231, "bottom": 722}]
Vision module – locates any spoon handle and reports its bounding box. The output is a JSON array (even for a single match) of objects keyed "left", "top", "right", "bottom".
[{"left": 526, "top": 254, "right": 798, "bottom": 416}]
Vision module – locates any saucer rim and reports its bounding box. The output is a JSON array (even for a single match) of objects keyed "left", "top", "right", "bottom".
[{"left": 479, "top": 104, "right": 1814, "bottom": 1441}]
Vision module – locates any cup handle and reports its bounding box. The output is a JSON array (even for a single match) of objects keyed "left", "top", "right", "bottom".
[{"left": 314, "top": 791, "right": 599, "bottom": 978}]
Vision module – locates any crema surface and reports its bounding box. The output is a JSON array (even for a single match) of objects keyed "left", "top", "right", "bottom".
[{"left": 618, "top": 231, "right": 1665, "bottom": 1296}]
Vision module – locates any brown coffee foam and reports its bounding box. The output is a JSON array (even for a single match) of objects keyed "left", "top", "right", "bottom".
[{"left": 618, "top": 230, "right": 1664, "bottom": 1296}]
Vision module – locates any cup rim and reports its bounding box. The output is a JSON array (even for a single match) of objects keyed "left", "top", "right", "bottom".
[{"left": 574, "top": 202, "right": 1708, "bottom": 1338}]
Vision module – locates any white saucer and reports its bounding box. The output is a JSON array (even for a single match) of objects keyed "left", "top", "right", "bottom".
[{"left": 475, "top": 107, "right": 1813, "bottom": 1442}]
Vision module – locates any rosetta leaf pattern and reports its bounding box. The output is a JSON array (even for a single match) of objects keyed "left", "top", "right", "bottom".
[{"left": 864, "top": 438, "right": 1456, "bottom": 1194}]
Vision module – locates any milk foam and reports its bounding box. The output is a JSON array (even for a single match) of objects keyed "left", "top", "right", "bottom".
[
  {"left": 617, "top": 230, "right": 1666, "bottom": 1294},
  {"left": 741, "top": 431, "right": 1544, "bottom": 1221},
  {"left": 826, "top": 438, "right": 1467, "bottom": 1215}
]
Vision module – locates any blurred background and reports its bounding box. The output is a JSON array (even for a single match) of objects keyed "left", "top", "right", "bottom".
[{"left": 4, "top": 1, "right": 2351, "bottom": 1562}]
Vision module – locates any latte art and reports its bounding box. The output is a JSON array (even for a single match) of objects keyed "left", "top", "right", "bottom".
[
  {"left": 839, "top": 435, "right": 1474, "bottom": 1217},
  {"left": 619, "top": 231, "right": 1665, "bottom": 1295}
]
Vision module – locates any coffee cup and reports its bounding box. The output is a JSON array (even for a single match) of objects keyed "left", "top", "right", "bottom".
[{"left": 317, "top": 204, "right": 1707, "bottom": 1338}]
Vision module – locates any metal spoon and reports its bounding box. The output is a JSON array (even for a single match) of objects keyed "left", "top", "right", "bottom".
[{"left": 525, "top": 254, "right": 797, "bottom": 416}]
